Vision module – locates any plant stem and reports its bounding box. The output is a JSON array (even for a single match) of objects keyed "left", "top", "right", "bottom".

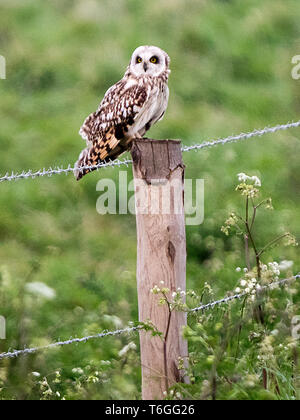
[
  {"left": 257, "top": 233, "right": 290, "bottom": 257},
  {"left": 244, "top": 234, "right": 251, "bottom": 271},
  {"left": 235, "top": 296, "right": 248, "bottom": 360},
  {"left": 163, "top": 297, "right": 172, "bottom": 393},
  {"left": 263, "top": 368, "right": 268, "bottom": 390},
  {"left": 249, "top": 198, "right": 257, "bottom": 232},
  {"left": 244, "top": 196, "right": 264, "bottom": 324},
  {"left": 245, "top": 197, "right": 261, "bottom": 280},
  {"left": 255, "top": 198, "right": 271, "bottom": 210}
]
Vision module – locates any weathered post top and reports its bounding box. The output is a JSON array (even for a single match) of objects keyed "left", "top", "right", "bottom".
[{"left": 131, "top": 139, "right": 184, "bottom": 183}]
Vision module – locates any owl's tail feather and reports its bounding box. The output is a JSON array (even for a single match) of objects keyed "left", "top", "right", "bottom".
[
  {"left": 74, "top": 147, "right": 93, "bottom": 181},
  {"left": 74, "top": 142, "right": 131, "bottom": 181}
]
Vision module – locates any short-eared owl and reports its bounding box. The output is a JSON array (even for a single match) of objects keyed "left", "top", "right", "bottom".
[{"left": 75, "top": 46, "right": 170, "bottom": 180}]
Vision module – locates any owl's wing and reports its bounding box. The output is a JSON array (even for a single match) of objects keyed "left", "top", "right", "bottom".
[{"left": 75, "top": 80, "right": 148, "bottom": 180}]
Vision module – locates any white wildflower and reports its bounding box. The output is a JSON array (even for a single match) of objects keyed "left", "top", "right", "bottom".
[
  {"left": 25, "top": 282, "right": 56, "bottom": 300},
  {"left": 251, "top": 176, "right": 261, "bottom": 187},
  {"left": 100, "top": 360, "right": 111, "bottom": 366},
  {"left": 268, "top": 262, "right": 280, "bottom": 276},
  {"left": 278, "top": 260, "right": 294, "bottom": 271},
  {"left": 118, "top": 341, "right": 136, "bottom": 357},
  {"left": 237, "top": 173, "right": 248, "bottom": 182},
  {"left": 32, "top": 372, "right": 41, "bottom": 377},
  {"left": 72, "top": 367, "right": 84, "bottom": 375},
  {"left": 237, "top": 173, "right": 261, "bottom": 186},
  {"left": 150, "top": 285, "right": 160, "bottom": 294},
  {"left": 102, "top": 314, "right": 123, "bottom": 329}
]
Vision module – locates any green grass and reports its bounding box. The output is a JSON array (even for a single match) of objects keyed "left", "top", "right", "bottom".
[{"left": 0, "top": 0, "right": 299, "bottom": 400}]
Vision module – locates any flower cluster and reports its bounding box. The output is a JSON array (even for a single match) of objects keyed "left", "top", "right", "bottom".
[
  {"left": 37, "top": 372, "right": 62, "bottom": 400},
  {"left": 237, "top": 173, "right": 261, "bottom": 186},
  {"left": 118, "top": 341, "right": 136, "bottom": 357},
  {"left": 171, "top": 287, "right": 186, "bottom": 299},
  {"left": 235, "top": 272, "right": 262, "bottom": 301},
  {"left": 235, "top": 182, "right": 260, "bottom": 198},
  {"left": 150, "top": 282, "right": 188, "bottom": 312},
  {"left": 233, "top": 259, "right": 289, "bottom": 301},
  {"left": 284, "top": 233, "right": 298, "bottom": 247},
  {"left": 257, "top": 335, "right": 275, "bottom": 365},
  {"left": 278, "top": 260, "right": 294, "bottom": 271},
  {"left": 163, "top": 389, "right": 182, "bottom": 400},
  {"left": 221, "top": 212, "right": 239, "bottom": 236},
  {"left": 170, "top": 288, "right": 190, "bottom": 311},
  {"left": 72, "top": 367, "right": 84, "bottom": 375},
  {"left": 235, "top": 173, "right": 261, "bottom": 198},
  {"left": 150, "top": 281, "right": 170, "bottom": 296},
  {"left": 263, "top": 197, "right": 273, "bottom": 210},
  {"left": 266, "top": 262, "right": 280, "bottom": 277},
  {"left": 150, "top": 285, "right": 162, "bottom": 294}
]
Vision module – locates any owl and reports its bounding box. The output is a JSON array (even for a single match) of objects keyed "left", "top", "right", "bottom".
[{"left": 74, "top": 45, "right": 170, "bottom": 180}]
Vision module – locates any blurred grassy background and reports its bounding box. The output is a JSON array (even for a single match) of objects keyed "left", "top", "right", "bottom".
[{"left": 0, "top": 0, "right": 299, "bottom": 399}]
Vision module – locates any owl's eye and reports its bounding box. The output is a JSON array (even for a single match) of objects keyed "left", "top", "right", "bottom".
[
  {"left": 136, "top": 56, "right": 142, "bottom": 63},
  {"left": 150, "top": 56, "right": 159, "bottom": 64}
]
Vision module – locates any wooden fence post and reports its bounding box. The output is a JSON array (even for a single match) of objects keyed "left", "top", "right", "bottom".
[{"left": 131, "top": 139, "right": 189, "bottom": 400}]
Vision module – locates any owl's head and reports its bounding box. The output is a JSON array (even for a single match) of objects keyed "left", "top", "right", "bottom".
[{"left": 129, "top": 45, "right": 170, "bottom": 77}]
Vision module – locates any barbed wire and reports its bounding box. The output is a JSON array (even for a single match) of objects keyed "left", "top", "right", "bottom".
[
  {"left": 181, "top": 120, "right": 300, "bottom": 152},
  {"left": 0, "top": 326, "right": 140, "bottom": 361},
  {"left": 0, "top": 274, "right": 298, "bottom": 361},
  {"left": 0, "top": 159, "right": 133, "bottom": 183},
  {"left": 189, "top": 274, "right": 299, "bottom": 313},
  {"left": 1, "top": 119, "right": 299, "bottom": 184}
]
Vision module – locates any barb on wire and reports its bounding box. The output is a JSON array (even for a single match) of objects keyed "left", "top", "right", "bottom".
[
  {"left": 1, "top": 119, "right": 300, "bottom": 183},
  {"left": 189, "top": 274, "right": 300, "bottom": 313},
  {"left": 0, "top": 275, "right": 298, "bottom": 361}
]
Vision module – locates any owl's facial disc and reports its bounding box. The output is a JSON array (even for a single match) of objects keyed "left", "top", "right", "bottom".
[{"left": 130, "top": 46, "right": 169, "bottom": 77}]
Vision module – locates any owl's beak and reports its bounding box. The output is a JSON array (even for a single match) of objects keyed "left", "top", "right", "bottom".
[{"left": 143, "top": 62, "right": 148, "bottom": 72}]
